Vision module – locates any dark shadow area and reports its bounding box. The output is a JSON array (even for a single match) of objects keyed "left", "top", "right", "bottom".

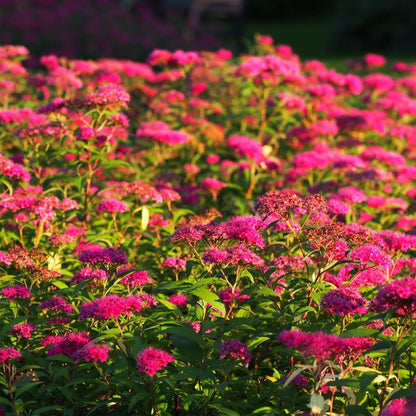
[
  {"left": 0, "top": 0, "right": 414, "bottom": 61},
  {"left": 328, "top": 0, "right": 416, "bottom": 56}
]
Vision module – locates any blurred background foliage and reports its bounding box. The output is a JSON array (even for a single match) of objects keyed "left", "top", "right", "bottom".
[{"left": 0, "top": 0, "right": 414, "bottom": 62}]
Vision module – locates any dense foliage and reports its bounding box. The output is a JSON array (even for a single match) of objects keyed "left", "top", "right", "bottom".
[{"left": 1, "top": 36, "right": 416, "bottom": 415}]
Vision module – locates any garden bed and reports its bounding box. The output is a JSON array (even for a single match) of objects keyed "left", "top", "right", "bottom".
[{"left": 0, "top": 38, "right": 416, "bottom": 415}]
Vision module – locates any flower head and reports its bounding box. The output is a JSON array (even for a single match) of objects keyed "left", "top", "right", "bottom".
[
  {"left": 321, "top": 287, "right": 367, "bottom": 316},
  {"left": 137, "top": 347, "right": 174, "bottom": 377},
  {"left": 11, "top": 323, "right": 36, "bottom": 338},
  {"left": 0, "top": 347, "right": 21, "bottom": 363},
  {"left": 2, "top": 285, "right": 30, "bottom": 301},
  {"left": 72, "top": 344, "right": 110, "bottom": 363},
  {"left": 219, "top": 339, "right": 251, "bottom": 366},
  {"left": 136, "top": 121, "right": 188, "bottom": 145},
  {"left": 96, "top": 199, "right": 129, "bottom": 213}
]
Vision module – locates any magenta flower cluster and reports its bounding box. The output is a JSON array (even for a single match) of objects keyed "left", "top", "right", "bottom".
[
  {"left": 80, "top": 294, "right": 156, "bottom": 320},
  {"left": 136, "top": 347, "right": 174, "bottom": 377},
  {"left": 219, "top": 339, "right": 251, "bottom": 366}
]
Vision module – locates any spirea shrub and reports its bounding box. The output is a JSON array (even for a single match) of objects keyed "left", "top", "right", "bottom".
[{"left": 2, "top": 38, "right": 416, "bottom": 415}]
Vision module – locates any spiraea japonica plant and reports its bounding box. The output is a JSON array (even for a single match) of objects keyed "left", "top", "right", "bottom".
[{"left": 2, "top": 37, "right": 416, "bottom": 415}]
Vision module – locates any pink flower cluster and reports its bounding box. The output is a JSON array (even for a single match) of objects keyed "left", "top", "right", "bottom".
[
  {"left": 163, "top": 257, "right": 187, "bottom": 270},
  {"left": 219, "top": 339, "right": 251, "bottom": 366},
  {"left": 380, "top": 397, "right": 416, "bottom": 416},
  {"left": 0, "top": 189, "right": 78, "bottom": 222},
  {"left": 278, "top": 330, "right": 373, "bottom": 364},
  {"left": 85, "top": 84, "right": 130, "bottom": 106},
  {"left": 255, "top": 190, "right": 324, "bottom": 220},
  {"left": 0, "top": 152, "right": 31, "bottom": 182},
  {"left": 39, "top": 296, "right": 75, "bottom": 314},
  {"left": 203, "top": 244, "right": 264, "bottom": 267},
  {"left": 370, "top": 277, "right": 416, "bottom": 313},
  {"left": 148, "top": 49, "right": 201, "bottom": 67},
  {"left": 45, "top": 331, "right": 109, "bottom": 362},
  {"left": 78, "top": 246, "right": 127, "bottom": 265},
  {"left": 136, "top": 121, "right": 189, "bottom": 146},
  {"left": 218, "top": 288, "right": 250, "bottom": 303},
  {"left": 2, "top": 285, "right": 30, "bottom": 301},
  {"left": 10, "top": 323, "right": 36, "bottom": 338},
  {"left": 72, "top": 344, "right": 110, "bottom": 363},
  {"left": 348, "top": 244, "right": 391, "bottom": 269},
  {"left": 227, "top": 135, "right": 268, "bottom": 164},
  {"left": 80, "top": 294, "right": 156, "bottom": 320},
  {"left": 96, "top": 198, "right": 129, "bottom": 213},
  {"left": 47, "top": 332, "right": 91, "bottom": 356},
  {"left": 168, "top": 293, "right": 188, "bottom": 306},
  {"left": 118, "top": 268, "right": 154, "bottom": 287},
  {"left": 236, "top": 55, "right": 300, "bottom": 84},
  {"left": 200, "top": 177, "right": 227, "bottom": 191},
  {"left": 136, "top": 347, "right": 174, "bottom": 377},
  {"left": 170, "top": 215, "right": 265, "bottom": 249},
  {"left": 0, "top": 347, "right": 21, "bottom": 363},
  {"left": 70, "top": 267, "right": 107, "bottom": 285},
  {"left": 111, "top": 180, "right": 179, "bottom": 204},
  {"left": 321, "top": 287, "right": 367, "bottom": 316}
]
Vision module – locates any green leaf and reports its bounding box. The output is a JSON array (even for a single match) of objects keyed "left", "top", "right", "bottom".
[
  {"left": 163, "top": 325, "right": 202, "bottom": 345},
  {"left": 247, "top": 336, "right": 270, "bottom": 349},
  {"left": 15, "top": 381, "right": 43, "bottom": 397},
  {"left": 158, "top": 298, "right": 180, "bottom": 311},
  {"left": 0, "top": 397, "right": 13, "bottom": 406},
  {"left": 190, "top": 287, "right": 225, "bottom": 315},
  {"left": 341, "top": 328, "right": 380, "bottom": 338},
  {"left": 251, "top": 407, "right": 275, "bottom": 415},
  {"left": 141, "top": 206, "right": 150, "bottom": 231},
  {"left": 50, "top": 279, "right": 68, "bottom": 289},
  {"left": 173, "top": 208, "right": 196, "bottom": 224},
  {"left": 128, "top": 391, "right": 149, "bottom": 412},
  {"left": 33, "top": 405, "right": 64, "bottom": 415},
  {"left": 209, "top": 404, "right": 240, "bottom": 416},
  {"left": 186, "top": 259, "right": 199, "bottom": 277},
  {"left": 47, "top": 355, "right": 73, "bottom": 363},
  {"left": 345, "top": 405, "right": 372, "bottom": 416},
  {"left": 358, "top": 372, "right": 382, "bottom": 390},
  {"left": 240, "top": 269, "right": 254, "bottom": 284},
  {"left": 326, "top": 378, "right": 360, "bottom": 388}
]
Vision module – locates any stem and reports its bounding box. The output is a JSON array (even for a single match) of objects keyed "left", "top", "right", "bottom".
[
  {"left": 19, "top": 226, "right": 26, "bottom": 249},
  {"left": 257, "top": 87, "right": 270, "bottom": 140},
  {"left": 34, "top": 220, "right": 45, "bottom": 248},
  {"left": 245, "top": 163, "right": 257, "bottom": 200},
  {"left": 379, "top": 325, "right": 406, "bottom": 413},
  {"left": 112, "top": 212, "right": 123, "bottom": 248},
  {"left": 329, "top": 386, "right": 336, "bottom": 415},
  {"left": 150, "top": 378, "right": 159, "bottom": 415}
]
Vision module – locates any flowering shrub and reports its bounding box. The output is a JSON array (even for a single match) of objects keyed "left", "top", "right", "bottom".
[{"left": 2, "top": 37, "right": 416, "bottom": 415}]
